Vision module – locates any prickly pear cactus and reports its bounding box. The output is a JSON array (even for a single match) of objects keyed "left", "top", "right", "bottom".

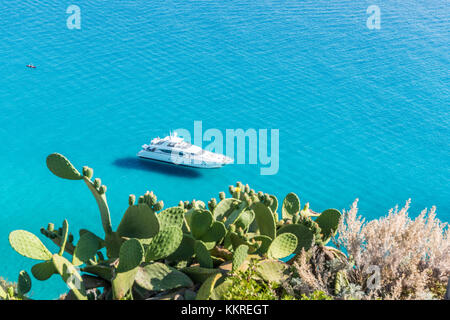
[
  {"left": 145, "top": 226, "right": 183, "bottom": 261},
  {"left": 251, "top": 235, "right": 272, "bottom": 255},
  {"left": 213, "top": 198, "right": 240, "bottom": 221},
  {"left": 72, "top": 231, "right": 103, "bottom": 266},
  {"left": 232, "top": 245, "right": 249, "bottom": 273},
  {"left": 233, "top": 209, "right": 255, "bottom": 231},
  {"left": 315, "top": 209, "right": 342, "bottom": 241},
  {"left": 46, "top": 153, "right": 83, "bottom": 180},
  {"left": 277, "top": 224, "right": 314, "bottom": 254},
  {"left": 194, "top": 240, "right": 213, "bottom": 268},
  {"left": 195, "top": 273, "right": 222, "bottom": 300},
  {"left": 282, "top": 192, "right": 300, "bottom": 219},
  {"left": 117, "top": 238, "right": 144, "bottom": 273},
  {"left": 199, "top": 221, "right": 227, "bottom": 249},
  {"left": 181, "top": 266, "right": 222, "bottom": 283},
  {"left": 267, "top": 232, "right": 297, "bottom": 260},
  {"left": 31, "top": 260, "right": 56, "bottom": 281},
  {"left": 9, "top": 230, "right": 52, "bottom": 261},
  {"left": 157, "top": 207, "right": 185, "bottom": 229},
  {"left": 254, "top": 260, "right": 288, "bottom": 284},
  {"left": 17, "top": 270, "right": 31, "bottom": 296},
  {"left": 135, "top": 262, "right": 193, "bottom": 292},
  {"left": 190, "top": 209, "right": 213, "bottom": 239},
  {"left": 166, "top": 234, "right": 196, "bottom": 262},
  {"left": 52, "top": 254, "right": 87, "bottom": 300},
  {"left": 251, "top": 202, "right": 276, "bottom": 240},
  {"left": 117, "top": 204, "right": 160, "bottom": 239}
]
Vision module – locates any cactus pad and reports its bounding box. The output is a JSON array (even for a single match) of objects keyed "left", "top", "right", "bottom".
[
  {"left": 117, "top": 204, "right": 160, "bottom": 239},
  {"left": 52, "top": 254, "right": 87, "bottom": 300},
  {"left": 254, "top": 260, "right": 288, "bottom": 284},
  {"left": 46, "top": 153, "right": 83, "bottom": 180},
  {"left": 181, "top": 266, "right": 222, "bottom": 283},
  {"left": 157, "top": 207, "right": 185, "bottom": 229},
  {"left": 315, "top": 209, "right": 342, "bottom": 240},
  {"left": 213, "top": 198, "right": 240, "bottom": 221},
  {"left": 199, "top": 221, "right": 227, "bottom": 248},
  {"left": 31, "top": 261, "right": 56, "bottom": 281},
  {"left": 135, "top": 262, "right": 193, "bottom": 292},
  {"left": 194, "top": 240, "right": 213, "bottom": 268},
  {"left": 145, "top": 226, "right": 183, "bottom": 261},
  {"left": 277, "top": 224, "right": 314, "bottom": 254},
  {"left": 73, "top": 231, "right": 103, "bottom": 266},
  {"left": 190, "top": 209, "right": 213, "bottom": 239},
  {"left": 9, "top": 230, "right": 52, "bottom": 261},
  {"left": 17, "top": 270, "right": 32, "bottom": 295},
  {"left": 117, "top": 238, "right": 144, "bottom": 273},
  {"left": 232, "top": 245, "right": 249, "bottom": 273},
  {"left": 166, "top": 234, "right": 196, "bottom": 262},
  {"left": 251, "top": 202, "right": 276, "bottom": 239},
  {"left": 251, "top": 235, "right": 273, "bottom": 255},
  {"left": 282, "top": 192, "right": 300, "bottom": 219},
  {"left": 195, "top": 273, "right": 222, "bottom": 300},
  {"left": 267, "top": 232, "right": 298, "bottom": 259},
  {"left": 233, "top": 210, "right": 255, "bottom": 231}
]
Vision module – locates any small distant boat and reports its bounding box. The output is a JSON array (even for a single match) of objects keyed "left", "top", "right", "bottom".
[
  {"left": 26, "top": 64, "right": 36, "bottom": 69},
  {"left": 137, "top": 132, "right": 233, "bottom": 168}
]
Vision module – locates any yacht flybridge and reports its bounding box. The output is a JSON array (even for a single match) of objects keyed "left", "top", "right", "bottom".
[{"left": 137, "top": 133, "right": 233, "bottom": 168}]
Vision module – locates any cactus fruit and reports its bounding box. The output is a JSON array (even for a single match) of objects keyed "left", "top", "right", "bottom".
[
  {"left": 117, "top": 239, "right": 144, "bottom": 273},
  {"left": 9, "top": 230, "right": 53, "bottom": 261},
  {"left": 145, "top": 226, "right": 183, "bottom": 261},
  {"left": 282, "top": 192, "right": 300, "bottom": 219},
  {"left": 232, "top": 245, "right": 249, "bottom": 273},
  {"left": 46, "top": 153, "right": 83, "bottom": 180},
  {"left": 153, "top": 200, "right": 164, "bottom": 212},
  {"left": 157, "top": 207, "right": 185, "bottom": 230},
  {"left": 251, "top": 202, "right": 276, "bottom": 240},
  {"left": 195, "top": 273, "right": 222, "bottom": 300},
  {"left": 315, "top": 209, "right": 342, "bottom": 241},
  {"left": 194, "top": 240, "right": 213, "bottom": 268},
  {"left": 269, "top": 195, "right": 278, "bottom": 214},
  {"left": 98, "top": 185, "right": 107, "bottom": 195},
  {"left": 251, "top": 235, "right": 272, "bottom": 255},
  {"left": 93, "top": 178, "right": 101, "bottom": 189},
  {"left": 82, "top": 166, "right": 93, "bottom": 179},
  {"left": 128, "top": 194, "right": 136, "bottom": 206},
  {"left": 117, "top": 204, "right": 160, "bottom": 239},
  {"left": 219, "top": 192, "right": 226, "bottom": 200},
  {"left": 267, "top": 233, "right": 298, "bottom": 260},
  {"left": 276, "top": 224, "right": 314, "bottom": 254},
  {"left": 135, "top": 262, "right": 193, "bottom": 292},
  {"left": 17, "top": 270, "right": 31, "bottom": 296}
]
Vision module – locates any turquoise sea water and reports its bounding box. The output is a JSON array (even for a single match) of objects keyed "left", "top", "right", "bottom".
[{"left": 0, "top": 1, "right": 448, "bottom": 299}]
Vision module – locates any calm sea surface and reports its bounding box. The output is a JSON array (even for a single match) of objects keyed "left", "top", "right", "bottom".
[{"left": 0, "top": 1, "right": 448, "bottom": 299}]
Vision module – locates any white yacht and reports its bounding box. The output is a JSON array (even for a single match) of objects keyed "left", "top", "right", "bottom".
[{"left": 137, "top": 133, "right": 233, "bottom": 168}]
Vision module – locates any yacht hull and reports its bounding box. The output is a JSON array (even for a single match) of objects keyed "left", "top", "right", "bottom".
[{"left": 137, "top": 152, "right": 228, "bottom": 169}]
